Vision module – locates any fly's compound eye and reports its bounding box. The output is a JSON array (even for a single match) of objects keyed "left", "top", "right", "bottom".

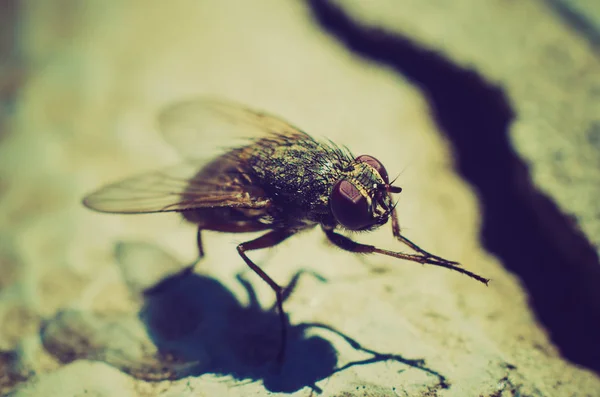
[
  {"left": 330, "top": 179, "right": 373, "bottom": 230},
  {"left": 355, "top": 155, "right": 389, "bottom": 184}
]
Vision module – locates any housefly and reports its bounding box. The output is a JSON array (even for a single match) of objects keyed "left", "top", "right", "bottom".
[{"left": 83, "top": 98, "right": 489, "bottom": 361}]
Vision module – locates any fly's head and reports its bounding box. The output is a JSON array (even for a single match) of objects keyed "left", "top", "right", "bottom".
[{"left": 329, "top": 155, "right": 402, "bottom": 231}]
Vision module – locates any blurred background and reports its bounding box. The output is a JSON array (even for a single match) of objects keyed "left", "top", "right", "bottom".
[{"left": 1, "top": 1, "right": 600, "bottom": 396}]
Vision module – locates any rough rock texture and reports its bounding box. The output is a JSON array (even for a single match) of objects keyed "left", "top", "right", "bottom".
[{"left": 1, "top": 1, "right": 599, "bottom": 396}]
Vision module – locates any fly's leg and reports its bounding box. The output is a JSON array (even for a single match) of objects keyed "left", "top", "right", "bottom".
[
  {"left": 237, "top": 269, "right": 326, "bottom": 312},
  {"left": 389, "top": 201, "right": 459, "bottom": 265},
  {"left": 323, "top": 227, "right": 489, "bottom": 285},
  {"left": 196, "top": 227, "right": 205, "bottom": 258},
  {"left": 236, "top": 229, "right": 295, "bottom": 362},
  {"left": 174, "top": 228, "right": 206, "bottom": 278},
  {"left": 275, "top": 270, "right": 327, "bottom": 310},
  {"left": 190, "top": 222, "right": 270, "bottom": 273}
]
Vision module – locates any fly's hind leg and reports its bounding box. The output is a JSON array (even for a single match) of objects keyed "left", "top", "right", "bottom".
[
  {"left": 141, "top": 228, "right": 205, "bottom": 295},
  {"left": 236, "top": 229, "right": 296, "bottom": 363},
  {"left": 185, "top": 227, "right": 204, "bottom": 274},
  {"left": 196, "top": 227, "right": 205, "bottom": 259},
  {"left": 175, "top": 227, "right": 206, "bottom": 278},
  {"left": 188, "top": 220, "right": 266, "bottom": 274},
  {"left": 188, "top": 221, "right": 293, "bottom": 361}
]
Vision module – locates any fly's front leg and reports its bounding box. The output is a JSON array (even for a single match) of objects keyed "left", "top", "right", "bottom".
[
  {"left": 389, "top": 200, "right": 459, "bottom": 265},
  {"left": 323, "top": 227, "right": 489, "bottom": 285},
  {"left": 236, "top": 229, "right": 296, "bottom": 362}
]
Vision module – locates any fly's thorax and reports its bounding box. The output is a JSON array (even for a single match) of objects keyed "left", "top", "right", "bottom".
[{"left": 242, "top": 137, "right": 351, "bottom": 222}]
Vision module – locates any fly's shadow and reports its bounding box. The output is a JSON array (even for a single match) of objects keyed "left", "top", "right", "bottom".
[{"left": 40, "top": 241, "right": 446, "bottom": 393}]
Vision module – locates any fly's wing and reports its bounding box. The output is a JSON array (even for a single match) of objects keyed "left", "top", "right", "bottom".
[
  {"left": 83, "top": 98, "right": 310, "bottom": 214},
  {"left": 82, "top": 158, "right": 270, "bottom": 214},
  {"left": 158, "top": 97, "right": 310, "bottom": 160}
]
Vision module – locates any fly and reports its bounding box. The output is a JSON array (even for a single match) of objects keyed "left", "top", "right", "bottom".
[{"left": 83, "top": 98, "right": 489, "bottom": 362}]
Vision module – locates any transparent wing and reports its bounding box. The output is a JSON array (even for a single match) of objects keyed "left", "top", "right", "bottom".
[
  {"left": 158, "top": 97, "right": 310, "bottom": 159},
  {"left": 83, "top": 158, "right": 270, "bottom": 214},
  {"left": 84, "top": 98, "right": 310, "bottom": 214}
]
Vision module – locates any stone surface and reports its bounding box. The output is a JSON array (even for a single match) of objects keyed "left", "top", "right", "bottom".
[{"left": 1, "top": 1, "right": 599, "bottom": 396}]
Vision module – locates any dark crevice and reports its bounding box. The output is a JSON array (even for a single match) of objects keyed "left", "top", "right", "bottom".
[
  {"left": 307, "top": 0, "right": 600, "bottom": 373},
  {"left": 544, "top": 0, "right": 600, "bottom": 52}
]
